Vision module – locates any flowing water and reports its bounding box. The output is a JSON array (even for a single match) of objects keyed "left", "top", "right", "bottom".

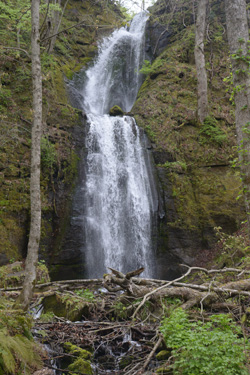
[{"left": 76, "top": 12, "right": 158, "bottom": 278}]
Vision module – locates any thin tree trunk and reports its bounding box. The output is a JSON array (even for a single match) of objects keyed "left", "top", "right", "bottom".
[
  {"left": 48, "top": 0, "right": 61, "bottom": 54},
  {"left": 225, "top": 0, "right": 250, "bottom": 234},
  {"left": 18, "top": 0, "right": 42, "bottom": 309},
  {"left": 195, "top": 0, "right": 209, "bottom": 123}
]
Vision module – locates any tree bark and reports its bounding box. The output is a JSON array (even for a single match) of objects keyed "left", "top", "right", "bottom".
[
  {"left": 195, "top": 0, "right": 209, "bottom": 122},
  {"left": 225, "top": 0, "right": 250, "bottom": 234},
  {"left": 18, "top": 0, "right": 42, "bottom": 309},
  {"left": 48, "top": 0, "right": 62, "bottom": 53}
]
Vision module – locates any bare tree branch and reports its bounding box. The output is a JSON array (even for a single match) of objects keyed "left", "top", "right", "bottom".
[{"left": 0, "top": 46, "right": 31, "bottom": 59}]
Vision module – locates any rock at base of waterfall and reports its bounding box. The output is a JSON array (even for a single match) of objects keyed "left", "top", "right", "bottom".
[{"left": 109, "top": 105, "right": 124, "bottom": 116}]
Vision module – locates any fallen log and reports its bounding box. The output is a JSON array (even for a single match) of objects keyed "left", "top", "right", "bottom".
[{"left": 103, "top": 266, "right": 250, "bottom": 317}]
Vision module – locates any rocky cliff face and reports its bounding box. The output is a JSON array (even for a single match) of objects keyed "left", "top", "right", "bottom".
[
  {"left": 0, "top": 0, "right": 246, "bottom": 280},
  {"left": 132, "top": 0, "right": 245, "bottom": 278},
  {"left": 0, "top": 0, "right": 123, "bottom": 267}
]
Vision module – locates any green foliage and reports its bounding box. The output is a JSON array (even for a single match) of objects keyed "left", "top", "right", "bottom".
[
  {"left": 74, "top": 288, "right": 95, "bottom": 302},
  {"left": 145, "top": 124, "right": 156, "bottom": 141},
  {"left": 160, "top": 308, "right": 249, "bottom": 375},
  {"left": 139, "top": 60, "right": 153, "bottom": 75},
  {"left": 199, "top": 116, "right": 227, "bottom": 145},
  {"left": 0, "top": 86, "right": 12, "bottom": 108},
  {"left": 0, "top": 304, "right": 42, "bottom": 374},
  {"left": 113, "top": 301, "right": 128, "bottom": 320},
  {"left": 162, "top": 161, "right": 187, "bottom": 172},
  {"left": 214, "top": 226, "right": 250, "bottom": 267},
  {"left": 39, "top": 311, "right": 55, "bottom": 323},
  {"left": 41, "top": 137, "right": 57, "bottom": 172},
  {"left": 36, "top": 260, "right": 50, "bottom": 284},
  {"left": 0, "top": 0, "right": 31, "bottom": 34},
  {"left": 0, "top": 329, "right": 42, "bottom": 374}
]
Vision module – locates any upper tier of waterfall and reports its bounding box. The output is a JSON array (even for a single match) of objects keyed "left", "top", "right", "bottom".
[{"left": 82, "top": 11, "right": 149, "bottom": 115}]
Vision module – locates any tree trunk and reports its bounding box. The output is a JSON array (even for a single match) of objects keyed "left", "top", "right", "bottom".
[
  {"left": 18, "top": 0, "right": 42, "bottom": 309},
  {"left": 225, "top": 0, "right": 250, "bottom": 234},
  {"left": 195, "top": 0, "right": 209, "bottom": 123},
  {"left": 48, "top": 0, "right": 61, "bottom": 54}
]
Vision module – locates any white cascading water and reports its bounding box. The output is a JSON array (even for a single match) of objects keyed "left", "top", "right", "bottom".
[{"left": 80, "top": 12, "right": 158, "bottom": 278}]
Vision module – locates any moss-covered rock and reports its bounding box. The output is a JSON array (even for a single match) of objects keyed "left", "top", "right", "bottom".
[
  {"left": 42, "top": 292, "right": 93, "bottom": 321},
  {"left": 68, "top": 358, "right": 92, "bottom": 375},
  {"left": 64, "top": 342, "right": 92, "bottom": 359},
  {"left": 64, "top": 342, "right": 93, "bottom": 375},
  {"left": 156, "top": 367, "right": 173, "bottom": 374},
  {"left": 109, "top": 105, "right": 124, "bottom": 116},
  {"left": 156, "top": 350, "right": 172, "bottom": 361}
]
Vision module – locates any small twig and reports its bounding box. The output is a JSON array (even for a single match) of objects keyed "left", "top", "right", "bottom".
[
  {"left": 41, "top": 21, "right": 115, "bottom": 42},
  {"left": 141, "top": 334, "right": 163, "bottom": 371}
]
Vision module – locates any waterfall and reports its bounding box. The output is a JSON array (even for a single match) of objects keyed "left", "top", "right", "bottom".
[{"left": 76, "top": 12, "right": 158, "bottom": 278}]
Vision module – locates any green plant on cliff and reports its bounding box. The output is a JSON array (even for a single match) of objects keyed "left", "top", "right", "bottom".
[
  {"left": 160, "top": 308, "right": 249, "bottom": 375},
  {"left": 41, "top": 137, "right": 57, "bottom": 173},
  {"left": 199, "top": 116, "right": 227, "bottom": 145},
  {"left": 214, "top": 226, "right": 250, "bottom": 267},
  {"left": 139, "top": 60, "right": 152, "bottom": 75}
]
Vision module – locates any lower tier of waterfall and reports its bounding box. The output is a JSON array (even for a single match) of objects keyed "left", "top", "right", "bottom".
[{"left": 81, "top": 114, "right": 158, "bottom": 278}]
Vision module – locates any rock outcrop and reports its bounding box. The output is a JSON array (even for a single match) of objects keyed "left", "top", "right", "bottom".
[{"left": 132, "top": 0, "right": 245, "bottom": 278}]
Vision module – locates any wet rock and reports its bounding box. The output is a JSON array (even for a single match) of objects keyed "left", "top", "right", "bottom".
[
  {"left": 119, "top": 355, "right": 134, "bottom": 369},
  {"left": 98, "top": 354, "right": 116, "bottom": 369},
  {"left": 156, "top": 349, "right": 171, "bottom": 361},
  {"left": 109, "top": 105, "right": 124, "bottom": 116},
  {"left": 33, "top": 368, "right": 54, "bottom": 375}
]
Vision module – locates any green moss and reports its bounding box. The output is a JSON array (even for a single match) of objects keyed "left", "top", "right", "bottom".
[
  {"left": 64, "top": 342, "right": 92, "bottom": 359},
  {"left": 156, "top": 350, "right": 171, "bottom": 361},
  {"left": 43, "top": 292, "right": 93, "bottom": 321},
  {"left": 64, "top": 342, "right": 93, "bottom": 375},
  {"left": 0, "top": 261, "right": 50, "bottom": 288},
  {"left": 109, "top": 105, "right": 124, "bottom": 116},
  {"left": 68, "top": 358, "right": 92, "bottom": 375},
  {"left": 61, "top": 58, "right": 92, "bottom": 80},
  {"left": 167, "top": 167, "right": 243, "bottom": 231}
]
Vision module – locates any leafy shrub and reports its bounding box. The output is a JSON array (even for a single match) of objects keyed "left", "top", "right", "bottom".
[
  {"left": 139, "top": 60, "right": 152, "bottom": 75},
  {"left": 160, "top": 308, "right": 249, "bottom": 375},
  {"left": 214, "top": 226, "right": 250, "bottom": 267}
]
